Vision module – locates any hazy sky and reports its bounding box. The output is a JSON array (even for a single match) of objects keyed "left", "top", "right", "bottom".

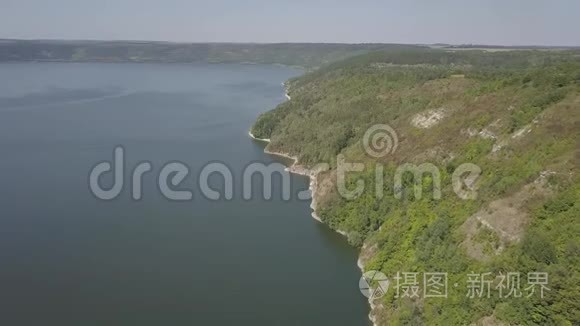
[{"left": 0, "top": 0, "right": 578, "bottom": 45}]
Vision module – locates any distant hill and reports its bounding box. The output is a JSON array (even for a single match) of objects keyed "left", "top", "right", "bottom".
[
  {"left": 0, "top": 40, "right": 424, "bottom": 68},
  {"left": 444, "top": 44, "right": 580, "bottom": 50}
]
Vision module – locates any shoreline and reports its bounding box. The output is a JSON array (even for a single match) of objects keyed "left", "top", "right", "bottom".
[
  {"left": 250, "top": 81, "right": 377, "bottom": 326},
  {"left": 282, "top": 82, "right": 292, "bottom": 100},
  {"left": 248, "top": 130, "right": 322, "bottom": 223},
  {"left": 358, "top": 254, "right": 380, "bottom": 326}
]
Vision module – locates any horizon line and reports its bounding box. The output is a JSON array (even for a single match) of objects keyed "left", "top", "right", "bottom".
[{"left": 1, "top": 38, "right": 579, "bottom": 49}]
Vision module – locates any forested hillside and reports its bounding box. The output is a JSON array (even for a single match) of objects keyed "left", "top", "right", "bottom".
[
  {"left": 252, "top": 48, "right": 580, "bottom": 325},
  {"left": 0, "top": 40, "right": 418, "bottom": 68}
]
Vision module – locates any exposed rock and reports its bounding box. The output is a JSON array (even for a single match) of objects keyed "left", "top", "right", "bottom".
[
  {"left": 491, "top": 140, "right": 508, "bottom": 153},
  {"left": 461, "top": 175, "right": 553, "bottom": 261},
  {"left": 488, "top": 124, "right": 532, "bottom": 155},
  {"left": 462, "top": 119, "right": 501, "bottom": 140},
  {"left": 479, "top": 128, "right": 497, "bottom": 140},
  {"left": 357, "top": 243, "right": 378, "bottom": 270},
  {"left": 511, "top": 125, "right": 532, "bottom": 139},
  {"left": 411, "top": 108, "right": 447, "bottom": 129},
  {"left": 461, "top": 127, "right": 479, "bottom": 137},
  {"left": 489, "top": 119, "right": 503, "bottom": 128}
]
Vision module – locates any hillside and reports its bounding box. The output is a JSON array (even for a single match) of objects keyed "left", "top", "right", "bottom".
[
  {"left": 252, "top": 48, "right": 580, "bottom": 325},
  {"left": 0, "top": 40, "right": 421, "bottom": 68}
]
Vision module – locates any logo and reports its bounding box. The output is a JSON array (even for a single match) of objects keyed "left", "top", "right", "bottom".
[
  {"left": 359, "top": 270, "right": 390, "bottom": 300},
  {"left": 362, "top": 124, "right": 398, "bottom": 158}
]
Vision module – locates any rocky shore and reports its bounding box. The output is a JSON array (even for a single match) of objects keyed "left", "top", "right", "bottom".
[{"left": 250, "top": 82, "right": 377, "bottom": 326}]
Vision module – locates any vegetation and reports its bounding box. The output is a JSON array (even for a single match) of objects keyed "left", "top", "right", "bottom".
[
  {"left": 0, "top": 40, "right": 421, "bottom": 68},
  {"left": 252, "top": 48, "right": 580, "bottom": 325}
]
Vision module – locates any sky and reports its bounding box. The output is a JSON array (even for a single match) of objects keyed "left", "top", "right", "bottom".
[{"left": 0, "top": 0, "right": 578, "bottom": 46}]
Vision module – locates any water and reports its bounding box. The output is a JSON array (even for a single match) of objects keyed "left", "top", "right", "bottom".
[{"left": 0, "top": 63, "right": 370, "bottom": 325}]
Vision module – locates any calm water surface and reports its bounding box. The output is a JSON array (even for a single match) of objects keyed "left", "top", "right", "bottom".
[{"left": 0, "top": 63, "right": 370, "bottom": 325}]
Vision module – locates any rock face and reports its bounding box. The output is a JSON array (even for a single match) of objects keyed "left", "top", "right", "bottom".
[
  {"left": 411, "top": 108, "right": 447, "bottom": 129},
  {"left": 511, "top": 125, "right": 532, "bottom": 139},
  {"left": 461, "top": 174, "right": 553, "bottom": 261}
]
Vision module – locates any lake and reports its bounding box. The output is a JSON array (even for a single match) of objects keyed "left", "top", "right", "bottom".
[{"left": 0, "top": 63, "right": 370, "bottom": 325}]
